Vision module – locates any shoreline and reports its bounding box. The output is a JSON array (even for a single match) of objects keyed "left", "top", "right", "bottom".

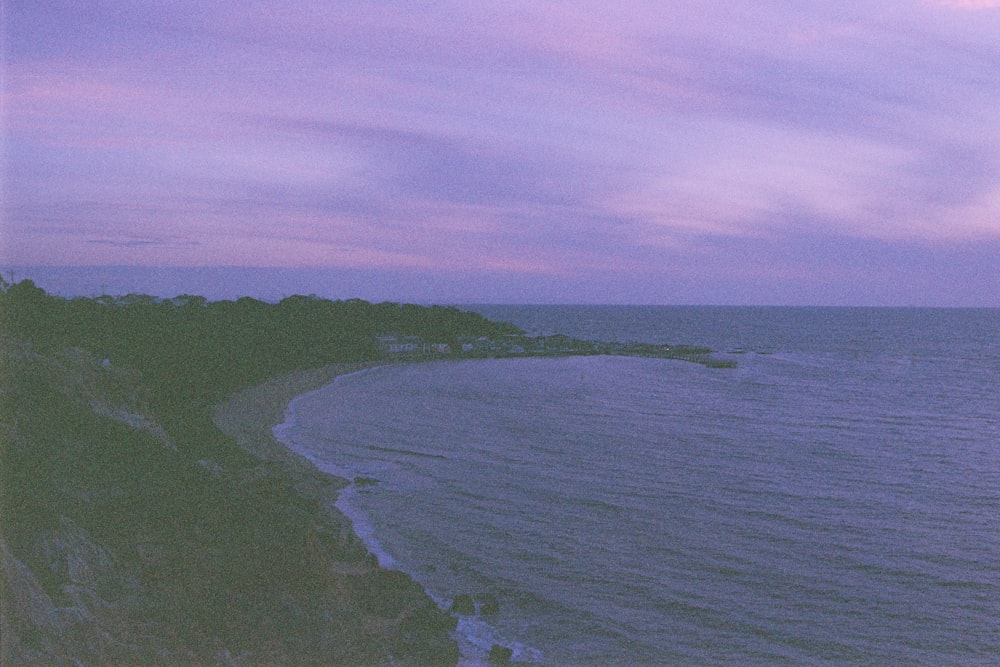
[
  {"left": 212, "top": 359, "right": 523, "bottom": 666},
  {"left": 212, "top": 360, "right": 467, "bottom": 664},
  {"left": 213, "top": 360, "right": 385, "bottom": 469},
  {"left": 211, "top": 360, "right": 390, "bottom": 545}
]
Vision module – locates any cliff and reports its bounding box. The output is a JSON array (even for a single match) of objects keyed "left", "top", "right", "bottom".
[
  {"left": 0, "top": 343, "right": 458, "bottom": 665},
  {"left": 0, "top": 279, "right": 533, "bottom": 665}
]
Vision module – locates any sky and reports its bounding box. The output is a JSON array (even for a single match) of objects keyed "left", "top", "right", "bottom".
[{"left": 3, "top": 1, "right": 1000, "bottom": 305}]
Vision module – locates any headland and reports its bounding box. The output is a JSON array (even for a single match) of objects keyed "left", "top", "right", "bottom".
[{"left": 1, "top": 279, "right": 730, "bottom": 665}]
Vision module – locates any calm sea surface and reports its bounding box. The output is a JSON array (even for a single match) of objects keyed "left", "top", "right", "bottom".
[{"left": 274, "top": 307, "right": 1000, "bottom": 665}]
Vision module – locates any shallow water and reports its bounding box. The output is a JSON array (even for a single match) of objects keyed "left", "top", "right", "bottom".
[{"left": 276, "top": 307, "right": 1000, "bottom": 665}]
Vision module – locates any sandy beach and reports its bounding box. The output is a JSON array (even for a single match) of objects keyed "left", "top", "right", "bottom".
[
  {"left": 213, "top": 361, "right": 382, "bottom": 464},
  {"left": 211, "top": 361, "right": 389, "bottom": 537},
  {"left": 211, "top": 360, "right": 464, "bottom": 663}
]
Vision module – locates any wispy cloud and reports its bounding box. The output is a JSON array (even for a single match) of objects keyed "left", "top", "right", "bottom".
[
  {"left": 3, "top": 1, "right": 1000, "bottom": 304},
  {"left": 928, "top": 0, "right": 1000, "bottom": 8}
]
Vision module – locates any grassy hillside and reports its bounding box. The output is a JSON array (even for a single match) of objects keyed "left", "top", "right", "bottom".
[{"left": 0, "top": 280, "right": 519, "bottom": 665}]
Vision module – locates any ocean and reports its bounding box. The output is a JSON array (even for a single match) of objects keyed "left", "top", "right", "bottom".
[{"left": 273, "top": 307, "right": 1000, "bottom": 666}]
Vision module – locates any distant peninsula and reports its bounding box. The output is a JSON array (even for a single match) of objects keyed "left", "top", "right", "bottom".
[{"left": 0, "top": 279, "right": 730, "bottom": 665}]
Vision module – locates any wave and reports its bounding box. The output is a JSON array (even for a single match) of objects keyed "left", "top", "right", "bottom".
[{"left": 275, "top": 320, "right": 1000, "bottom": 665}]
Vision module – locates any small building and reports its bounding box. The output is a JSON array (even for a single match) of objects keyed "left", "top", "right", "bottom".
[{"left": 375, "top": 334, "right": 422, "bottom": 354}]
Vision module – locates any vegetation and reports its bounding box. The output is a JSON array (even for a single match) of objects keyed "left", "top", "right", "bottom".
[
  {"left": 1, "top": 280, "right": 518, "bottom": 408},
  {"left": 0, "top": 278, "right": 729, "bottom": 663},
  {"left": 0, "top": 279, "right": 519, "bottom": 665}
]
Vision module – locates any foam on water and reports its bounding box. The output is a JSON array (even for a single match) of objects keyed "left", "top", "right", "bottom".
[
  {"left": 274, "top": 308, "right": 1000, "bottom": 665},
  {"left": 454, "top": 616, "right": 545, "bottom": 666},
  {"left": 274, "top": 369, "right": 401, "bottom": 570},
  {"left": 275, "top": 369, "right": 538, "bottom": 663}
]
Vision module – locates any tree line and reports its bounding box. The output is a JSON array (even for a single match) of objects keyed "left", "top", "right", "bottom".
[
  {"left": 0, "top": 278, "right": 520, "bottom": 416},
  {"left": 0, "top": 278, "right": 520, "bottom": 664}
]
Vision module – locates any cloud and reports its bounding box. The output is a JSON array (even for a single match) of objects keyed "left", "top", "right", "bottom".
[
  {"left": 928, "top": 0, "right": 1000, "bottom": 8},
  {"left": 3, "top": 1, "right": 1000, "bottom": 304},
  {"left": 86, "top": 238, "right": 199, "bottom": 249}
]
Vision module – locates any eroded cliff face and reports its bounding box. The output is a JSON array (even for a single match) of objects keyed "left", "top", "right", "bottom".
[
  {"left": 0, "top": 342, "right": 458, "bottom": 665},
  {"left": 0, "top": 519, "right": 175, "bottom": 665},
  {"left": 1, "top": 343, "right": 185, "bottom": 664}
]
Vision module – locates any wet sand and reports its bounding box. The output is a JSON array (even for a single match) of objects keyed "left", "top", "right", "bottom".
[
  {"left": 213, "top": 361, "right": 383, "bottom": 469},
  {"left": 211, "top": 360, "right": 462, "bottom": 665},
  {"left": 211, "top": 361, "right": 387, "bottom": 548}
]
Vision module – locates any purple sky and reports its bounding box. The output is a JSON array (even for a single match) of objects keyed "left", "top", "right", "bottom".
[{"left": 3, "top": 1, "right": 1000, "bottom": 304}]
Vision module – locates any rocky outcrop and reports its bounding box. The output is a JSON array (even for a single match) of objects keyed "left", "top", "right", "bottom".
[{"left": 0, "top": 521, "right": 173, "bottom": 666}]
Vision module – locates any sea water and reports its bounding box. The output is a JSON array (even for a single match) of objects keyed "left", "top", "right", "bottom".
[{"left": 274, "top": 307, "right": 1000, "bottom": 665}]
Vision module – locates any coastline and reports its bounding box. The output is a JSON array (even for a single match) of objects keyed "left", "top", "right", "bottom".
[
  {"left": 212, "top": 360, "right": 463, "bottom": 665},
  {"left": 213, "top": 360, "right": 384, "bottom": 469},
  {"left": 211, "top": 360, "right": 388, "bottom": 558},
  {"left": 2, "top": 285, "right": 520, "bottom": 665}
]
